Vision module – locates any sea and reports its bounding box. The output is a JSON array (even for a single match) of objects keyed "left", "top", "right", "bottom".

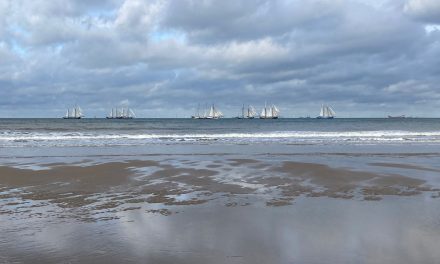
[{"left": 1, "top": 118, "right": 440, "bottom": 148}]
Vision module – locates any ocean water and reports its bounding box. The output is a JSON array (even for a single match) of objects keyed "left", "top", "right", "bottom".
[{"left": 1, "top": 118, "right": 440, "bottom": 148}]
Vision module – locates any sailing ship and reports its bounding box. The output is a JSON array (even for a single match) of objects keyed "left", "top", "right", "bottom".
[
  {"left": 317, "top": 104, "right": 336, "bottom": 119},
  {"left": 259, "top": 103, "right": 279, "bottom": 119},
  {"left": 63, "top": 105, "right": 83, "bottom": 119},
  {"left": 191, "top": 104, "right": 203, "bottom": 119},
  {"left": 205, "top": 104, "right": 223, "bottom": 119},
  {"left": 192, "top": 104, "right": 223, "bottom": 119},
  {"left": 106, "top": 108, "right": 136, "bottom": 119},
  {"left": 237, "top": 104, "right": 257, "bottom": 119}
]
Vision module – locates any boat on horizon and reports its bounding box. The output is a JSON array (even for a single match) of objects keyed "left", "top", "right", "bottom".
[
  {"left": 192, "top": 104, "right": 223, "bottom": 119},
  {"left": 63, "top": 105, "right": 83, "bottom": 119},
  {"left": 107, "top": 107, "right": 136, "bottom": 119},
  {"left": 191, "top": 104, "right": 203, "bottom": 119},
  {"left": 237, "top": 104, "right": 257, "bottom": 119},
  {"left": 317, "top": 104, "right": 335, "bottom": 119},
  {"left": 259, "top": 102, "right": 279, "bottom": 119},
  {"left": 387, "top": 115, "right": 406, "bottom": 119}
]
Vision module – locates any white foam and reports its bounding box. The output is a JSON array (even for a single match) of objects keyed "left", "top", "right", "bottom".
[{"left": 1, "top": 130, "right": 440, "bottom": 147}]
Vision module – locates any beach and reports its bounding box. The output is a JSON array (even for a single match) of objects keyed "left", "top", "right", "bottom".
[{"left": 1, "top": 118, "right": 440, "bottom": 263}]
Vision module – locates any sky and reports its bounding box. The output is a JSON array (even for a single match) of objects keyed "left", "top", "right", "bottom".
[{"left": 0, "top": 0, "right": 439, "bottom": 118}]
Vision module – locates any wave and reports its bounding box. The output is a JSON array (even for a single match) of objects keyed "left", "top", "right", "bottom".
[
  {"left": 1, "top": 130, "right": 440, "bottom": 147},
  {"left": 2, "top": 130, "right": 440, "bottom": 139}
]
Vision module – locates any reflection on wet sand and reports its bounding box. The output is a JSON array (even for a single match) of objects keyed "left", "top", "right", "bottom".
[
  {"left": 0, "top": 158, "right": 439, "bottom": 220},
  {"left": 1, "top": 156, "right": 440, "bottom": 263}
]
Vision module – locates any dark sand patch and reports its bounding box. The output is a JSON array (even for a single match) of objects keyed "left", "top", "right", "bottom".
[
  {"left": 0, "top": 160, "right": 158, "bottom": 191},
  {"left": 206, "top": 164, "right": 223, "bottom": 169},
  {"left": 146, "top": 209, "right": 173, "bottom": 216},
  {"left": 269, "top": 161, "right": 432, "bottom": 200},
  {"left": 227, "top": 159, "right": 260, "bottom": 166},
  {"left": 369, "top": 162, "right": 440, "bottom": 173},
  {"left": 266, "top": 198, "right": 294, "bottom": 207}
]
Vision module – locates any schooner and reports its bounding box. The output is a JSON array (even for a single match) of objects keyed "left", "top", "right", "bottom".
[
  {"left": 192, "top": 104, "right": 223, "bottom": 119},
  {"left": 107, "top": 107, "right": 136, "bottom": 119},
  {"left": 237, "top": 104, "right": 257, "bottom": 119},
  {"left": 259, "top": 102, "right": 279, "bottom": 119},
  {"left": 63, "top": 105, "right": 83, "bottom": 119},
  {"left": 317, "top": 104, "right": 336, "bottom": 119},
  {"left": 205, "top": 104, "right": 223, "bottom": 119}
]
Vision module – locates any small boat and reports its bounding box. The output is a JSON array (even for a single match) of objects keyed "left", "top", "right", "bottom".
[
  {"left": 63, "top": 105, "right": 83, "bottom": 119},
  {"left": 387, "top": 115, "right": 406, "bottom": 119},
  {"left": 259, "top": 102, "right": 279, "bottom": 119},
  {"left": 237, "top": 104, "right": 257, "bottom": 119},
  {"left": 317, "top": 104, "right": 335, "bottom": 119},
  {"left": 107, "top": 108, "right": 136, "bottom": 119}
]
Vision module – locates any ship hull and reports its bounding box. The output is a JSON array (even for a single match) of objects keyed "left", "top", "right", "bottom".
[
  {"left": 316, "top": 116, "right": 334, "bottom": 119},
  {"left": 63, "top": 117, "right": 82, "bottom": 119}
]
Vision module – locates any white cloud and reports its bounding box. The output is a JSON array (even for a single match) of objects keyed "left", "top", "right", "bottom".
[{"left": 404, "top": 0, "right": 440, "bottom": 23}]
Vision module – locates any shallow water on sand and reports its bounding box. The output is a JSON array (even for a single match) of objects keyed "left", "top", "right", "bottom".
[{"left": 1, "top": 197, "right": 440, "bottom": 264}]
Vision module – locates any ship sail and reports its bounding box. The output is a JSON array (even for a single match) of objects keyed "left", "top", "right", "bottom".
[
  {"left": 247, "top": 105, "right": 256, "bottom": 118},
  {"left": 129, "top": 109, "right": 136, "bottom": 118},
  {"left": 328, "top": 106, "right": 336, "bottom": 116},
  {"left": 317, "top": 104, "right": 335, "bottom": 119},
  {"left": 271, "top": 105, "right": 279, "bottom": 117},
  {"left": 260, "top": 108, "right": 265, "bottom": 118}
]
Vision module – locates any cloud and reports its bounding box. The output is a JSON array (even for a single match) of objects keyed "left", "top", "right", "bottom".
[
  {"left": 404, "top": 0, "right": 440, "bottom": 23},
  {"left": 0, "top": 0, "right": 439, "bottom": 117}
]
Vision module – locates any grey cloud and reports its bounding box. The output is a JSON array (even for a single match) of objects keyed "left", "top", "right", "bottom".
[
  {"left": 404, "top": 0, "right": 440, "bottom": 23},
  {"left": 0, "top": 0, "right": 440, "bottom": 117}
]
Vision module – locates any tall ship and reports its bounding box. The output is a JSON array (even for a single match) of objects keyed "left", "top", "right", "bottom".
[
  {"left": 192, "top": 104, "right": 223, "bottom": 119},
  {"left": 191, "top": 104, "right": 203, "bottom": 119},
  {"left": 107, "top": 107, "right": 136, "bottom": 119},
  {"left": 259, "top": 103, "right": 279, "bottom": 119},
  {"left": 317, "top": 104, "right": 336, "bottom": 119},
  {"left": 237, "top": 104, "right": 257, "bottom": 119},
  {"left": 63, "top": 105, "right": 83, "bottom": 119},
  {"left": 205, "top": 104, "right": 223, "bottom": 119}
]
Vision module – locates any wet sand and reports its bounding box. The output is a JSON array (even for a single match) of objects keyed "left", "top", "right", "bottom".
[
  {"left": 0, "top": 158, "right": 437, "bottom": 217},
  {"left": 1, "top": 153, "right": 440, "bottom": 263}
]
